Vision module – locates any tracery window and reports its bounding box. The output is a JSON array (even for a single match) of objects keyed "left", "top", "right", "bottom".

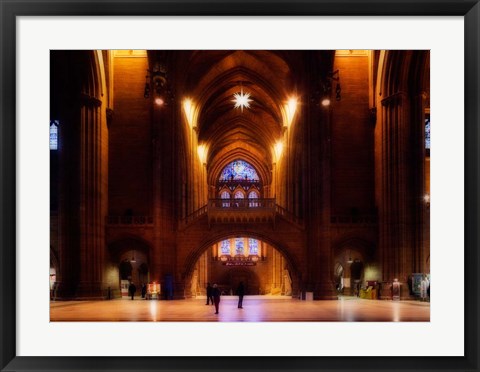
[
  {"left": 220, "top": 160, "right": 259, "bottom": 181},
  {"left": 234, "top": 190, "right": 245, "bottom": 199},
  {"left": 248, "top": 190, "right": 259, "bottom": 207},
  {"left": 220, "top": 190, "right": 230, "bottom": 207}
]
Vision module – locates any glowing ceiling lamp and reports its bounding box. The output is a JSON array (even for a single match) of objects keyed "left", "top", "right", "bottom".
[{"left": 232, "top": 87, "right": 252, "bottom": 112}]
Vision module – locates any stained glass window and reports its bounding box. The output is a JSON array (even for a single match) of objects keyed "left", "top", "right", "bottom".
[
  {"left": 221, "top": 191, "right": 230, "bottom": 199},
  {"left": 221, "top": 240, "right": 231, "bottom": 255},
  {"left": 220, "top": 190, "right": 230, "bottom": 207},
  {"left": 425, "top": 116, "right": 430, "bottom": 150},
  {"left": 234, "top": 191, "right": 244, "bottom": 199},
  {"left": 235, "top": 238, "right": 244, "bottom": 255},
  {"left": 248, "top": 190, "right": 259, "bottom": 207},
  {"left": 50, "top": 120, "right": 59, "bottom": 150},
  {"left": 248, "top": 239, "right": 258, "bottom": 255},
  {"left": 219, "top": 160, "right": 259, "bottom": 181}
]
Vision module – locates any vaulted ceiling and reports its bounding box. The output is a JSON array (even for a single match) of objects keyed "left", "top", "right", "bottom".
[{"left": 149, "top": 50, "right": 334, "bottom": 184}]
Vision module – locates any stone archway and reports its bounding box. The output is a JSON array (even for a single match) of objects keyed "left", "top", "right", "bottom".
[
  {"left": 107, "top": 237, "right": 152, "bottom": 298},
  {"left": 180, "top": 226, "right": 304, "bottom": 299}
]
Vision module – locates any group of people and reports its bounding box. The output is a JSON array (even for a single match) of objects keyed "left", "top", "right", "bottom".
[
  {"left": 128, "top": 282, "right": 147, "bottom": 300},
  {"left": 205, "top": 281, "right": 245, "bottom": 314}
]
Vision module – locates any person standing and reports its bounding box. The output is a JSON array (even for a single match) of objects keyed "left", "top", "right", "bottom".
[
  {"left": 141, "top": 283, "right": 147, "bottom": 299},
  {"left": 212, "top": 284, "right": 221, "bottom": 314},
  {"left": 128, "top": 282, "right": 137, "bottom": 300},
  {"left": 206, "top": 282, "right": 214, "bottom": 305},
  {"left": 236, "top": 281, "right": 245, "bottom": 309}
]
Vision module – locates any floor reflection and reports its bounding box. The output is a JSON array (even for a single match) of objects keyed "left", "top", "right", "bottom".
[{"left": 50, "top": 296, "right": 430, "bottom": 322}]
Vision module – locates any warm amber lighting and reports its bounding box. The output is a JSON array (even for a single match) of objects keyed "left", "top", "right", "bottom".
[
  {"left": 183, "top": 98, "right": 197, "bottom": 129},
  {"left": 423, "top": 194, "right": 430, "bottom": 203},
  {"left": 281, "top": 96, "right": 298, "bottom": 128},
  {"left": 197, "top": 144, "right": 208, "bottom": 165},
  {"left": 274, "top": 141, "right": 284, "bottom": 161},
  {"left": 285, "top": 97, "right": 298, "bottom": 127},
  {"left": 155, "top": 97, "right": 164, "bottom": 106},
  {"left": 321, "top": 98, "right": 331, "bottom": 107}
]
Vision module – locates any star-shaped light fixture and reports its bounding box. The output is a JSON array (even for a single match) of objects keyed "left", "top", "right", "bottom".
[{"left": 232, "top": 87, "right": 252, "bottom": 112}]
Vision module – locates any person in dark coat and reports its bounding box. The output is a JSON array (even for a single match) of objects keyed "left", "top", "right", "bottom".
[
  {"left": 212, "top": 284, "right": 221, "bottom": 314},
  {"left": 128, "top": 282, "right": 136, "bottom": 300},
  {"left": 141, "top": 283, "right": 147, "bottom": 299},
  {"left": 206, "top": 282, "right": 214, "bottom": 305},
  {"left": 236, "top": 281, "right": 245, "bottom": 309}
]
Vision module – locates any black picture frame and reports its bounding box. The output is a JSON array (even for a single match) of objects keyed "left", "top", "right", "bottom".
[{"left": 1, "top": 1, "right": 478, "bottom": 371}]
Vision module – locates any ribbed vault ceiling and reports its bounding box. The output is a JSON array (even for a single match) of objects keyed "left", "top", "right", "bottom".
[{"left": 148, "top": 50, "right": 334, "bottom": 185}]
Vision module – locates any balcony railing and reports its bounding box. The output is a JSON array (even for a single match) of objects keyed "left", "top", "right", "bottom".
[
  {"left": 209, "top": 198, "right": 275, "bottom": 209},
  {"left": 208, "top": 198, "right": 276, "bottom": 224}
]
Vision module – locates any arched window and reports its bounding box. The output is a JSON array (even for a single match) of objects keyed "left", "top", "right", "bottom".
[
  {"left": 248, "top": 239, "right": 259, "bottom": 255},
  {"left": 221, "top": 240, "right": 231, "bottom": 255},
  {"left": 234, "top": 190, "right": 244, "bottom": 207},
  {"left": 219, "top": 160, "right": 260, "bottom": 181},
  {"left": 234, "top": 190, "right": 244, "bottom": 199},
  {"left": 235, "top": 238, "right": 244, "bottom": 255},
  {"left": 50, "top": 120, "right": 59, "bottom": 150},
  {"left": 248, "top": 190, "right": 259, "bottom": 207},
  {"left": 220, "top": 190, "right": 230, "bottom": 207}
]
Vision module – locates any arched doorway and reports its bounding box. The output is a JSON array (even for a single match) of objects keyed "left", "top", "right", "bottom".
[
  {"left": 189, "top": 236, "right": 295, "bottom": 297},
  {"left": 107, "top": 238, "right": 151, "bottom": 298}
]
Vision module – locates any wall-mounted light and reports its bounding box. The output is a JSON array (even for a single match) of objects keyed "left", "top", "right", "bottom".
[
  {"left": 197, "top": 143, "right": 208, "bottom": 165},
  {"left": 314, "top": 70, "right": 341, "bottom": 108},
  {"left": 144, "top": 63, "right": 172, "bottom": 106},
  {"left": 274, "top": 141, "right": 284, "bottom": 161},
  {"left": 282, "top": 97, "right": 298, "bottom": 128},
  {"left": 130, "top": 249, "right": 136, "bottom": 263},
  {"left": 424, "top": 193, "right": 430, "bottom": 209},
  {"left": 183, "top": 98, "right": 197, "bottom": 129}
]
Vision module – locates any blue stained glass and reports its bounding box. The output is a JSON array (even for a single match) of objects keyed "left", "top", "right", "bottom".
[
  {"left": 50, "top": 120, "right": 59, "bottom": 150},
  {"left": 248, "top": 190, "right": 259, "bottom": 207},
  {"left": 234, "top": 191, "right": 244, "bottom": 199},
  {"left": 425, "top": 118, "right": 430, "bottom": 150},
  {"left": 219, "top": 160, "right": 259, "bottom": 181},
  {"left": 235, "top": 238, "right": 244, "bottom": 255},
  {"left": 248, "top": 239, "right": 258, "bottom": 255},
  {"left": 221, "top": 240, "right": 231, "bottom": 255}
]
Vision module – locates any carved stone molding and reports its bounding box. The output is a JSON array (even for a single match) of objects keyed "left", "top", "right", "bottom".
[
  {"left": 79, "top": 93, "right": 102, "bottom": 108},
  {"left": 380, "top": 91, "right": 407, "bottom": 107}
]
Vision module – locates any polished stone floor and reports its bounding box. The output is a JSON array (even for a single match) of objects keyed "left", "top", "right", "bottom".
[{"left": 50, "top": 295, "right": 430, "bottom": 322}]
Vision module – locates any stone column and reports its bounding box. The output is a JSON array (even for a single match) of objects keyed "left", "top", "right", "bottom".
[
  {"left": 76, "top": 94, "right": 107, "bottom": 299},
  {"left": 378, "top": 91, "right": 427, "bottom": 299},
  {"left": 304, "top": 54, "right": 336, "bottom": 300}
]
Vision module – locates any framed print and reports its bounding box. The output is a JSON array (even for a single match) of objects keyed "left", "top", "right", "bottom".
[{"left": 1, "top": 0, "right": 479, "bottom": 371}]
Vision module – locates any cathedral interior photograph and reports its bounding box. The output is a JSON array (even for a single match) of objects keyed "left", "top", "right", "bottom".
[{"left": 49, "top": 49, "right": 430, "bottom": 322}]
